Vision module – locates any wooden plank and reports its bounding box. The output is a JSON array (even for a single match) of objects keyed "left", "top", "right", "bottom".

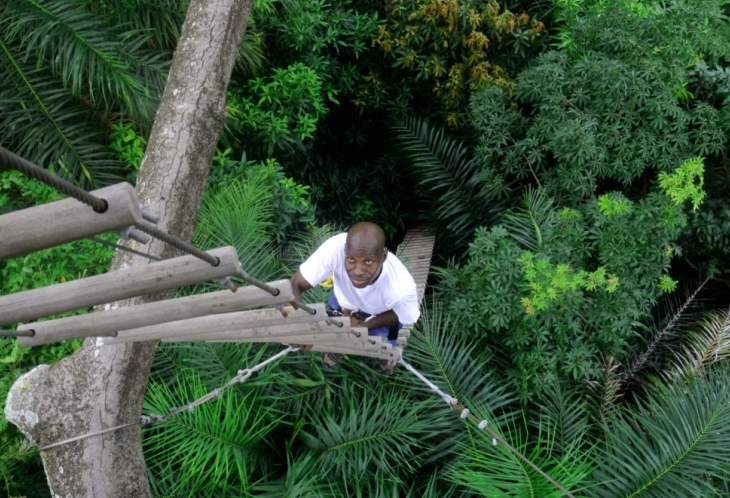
[
  {"left": 308, "top": 344, "right": 399, "bottom": 359},
  {"left": 17, "top": 279, "right": 295, "bottom": 347},
  {"left": 209, "top": 332, "right": 392, "bottom": 353},
  {"left": 0, "top": 183, "right": 144, "bottom": 260},
  {"left": 155, "top": 318, "right": 356, "bottom": 343},
  {"left": 0, "top": 246, "right": 241, "bottom": 327},
  {"left": 104, "top": 303, "right": 328, "bottom": 344}
]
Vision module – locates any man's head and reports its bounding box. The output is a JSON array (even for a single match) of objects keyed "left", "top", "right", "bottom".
[{"left": 345, "top": 222, "right": 387, "bottom": 288}]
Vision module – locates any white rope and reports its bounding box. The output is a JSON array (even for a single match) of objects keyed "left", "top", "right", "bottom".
[
  {"left": 38, "top": 346, "right": 299, "bottom": 451},
  {"left": 397, "top": 357, "right": 457, "bottom": 405},
  {"left": 399, "top": 354, "right": 575, "bottom": 498}
]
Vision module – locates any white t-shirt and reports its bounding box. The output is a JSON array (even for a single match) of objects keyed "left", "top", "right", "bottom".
[{"left": 299, "top": 233, "right": 420, "bottom": 325}]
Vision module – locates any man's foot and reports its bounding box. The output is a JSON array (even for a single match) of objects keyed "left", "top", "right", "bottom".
[
  {"left": 322, "top": 352, "right": 344, "bottom": 368},
  {"left": 378, "top": 358, "right": 397, "bottom": 376}
]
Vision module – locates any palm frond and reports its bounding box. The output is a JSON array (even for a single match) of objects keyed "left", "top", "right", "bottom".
[
  {"left": 502, "top": 186, "right": 555, "bottom": 251},
  {"left": 670, "top": 307, "right": 730, "bottom": 380},
  {"left": 390, "top": 114, "right": 511, "bottom": 248},
  {"left": 298, "top": 385, "right": 440, "bottom": 481},
  {"left": 590, "top": 370, "right": 730, "bottom": 497},
  {"left": 446, "top": 412, "right": 596, "bottom": 498},
  {"left": 404, "top": 298, "right": 515, "bottom": 413},
  {"left": 194, "top": 174, "right": 282, "bottom": 284},
  {"left": 143, "top": 373, "right": 280, "bottom": 496},
  {"left": 533, "top": 379, "right": 589, "bottom": 455},
  {"left": 623, "top": 277, "right": 709, "bottom": 386},
  {"left": 0, "top": 33, "right": 123, "bottom": 187},
  {"left": 236, "top": 29, "right": 267, "bottom": 77},
  {"left": 249, "top": 450, "right": 340, "bottom": 497},
  {"left": 6, "top": 0, "right": 168, "bottom": 125},
  {"left": 585, "top": 357, "right": 623, "bottom": 426}
]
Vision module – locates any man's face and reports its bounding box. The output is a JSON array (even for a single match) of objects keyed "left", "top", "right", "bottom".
[{"left": 344, "top": 242, "right": 387, "bottom": 289}]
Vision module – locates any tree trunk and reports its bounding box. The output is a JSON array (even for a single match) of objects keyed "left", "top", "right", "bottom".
[{"left": 4, "top": 0, "right": 252, "bottom": 495}]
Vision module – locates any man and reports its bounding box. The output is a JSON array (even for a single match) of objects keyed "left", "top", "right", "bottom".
[{"left": 290, "top": 222, "right": 420, "bottom": 375}]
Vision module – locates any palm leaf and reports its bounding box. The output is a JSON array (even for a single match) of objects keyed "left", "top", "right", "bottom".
[
  {"left": 534, "top": 380, "right": 590, "bottom": 455},
  {"left": 446, "top": 413, "right": 595, "bottom": 498},
  {"left": 298, "top": 385, "right": 442, "bottom": 481},
  {"left": 6, "top": 0, "right": 168, "bottom": 125},
  {"left": 193, "top": 174, "right": 282, "bottom": 284},
  {"left": 502, "top": 186, "right": 555, "bottom": 251},
  {"left": 585, "top": 357, "right": 623, "bottom": 426},
  {"left": 670, "top": 307, "right": 730, "bottom": 380},
  {"left": 0, "top": 33, "right": 123, "bottom": 186},
  {"left": 390, "top": 114, "right": 510, "bottom": 248},
  {"left": 590, "top": 370, "right": 730, "bottom": 497},
  {"left": 143, "top": 373, "right": 280, "bottom": 496},
  {"left": 623, "top": 278, "right": 709, "bottom": 387}
]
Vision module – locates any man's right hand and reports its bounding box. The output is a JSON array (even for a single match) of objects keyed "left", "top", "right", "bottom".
[{"left": 289, "top": 344, "right": 313, "bottom": 350}]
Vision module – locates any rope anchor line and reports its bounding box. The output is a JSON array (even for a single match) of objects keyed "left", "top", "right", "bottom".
[
  {"left": 398, "top": 357, "right": 576, "bottom": 498},
  {"left": 37, "top": 347, "right": 300, "bottom": 451}
]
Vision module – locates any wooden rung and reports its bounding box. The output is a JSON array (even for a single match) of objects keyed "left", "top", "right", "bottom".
[
  {"left": 0, "top": 246, "right": 241, "bottom": 327},
  {"left": 104, "top": 303, "right": 328, "bottom": 344},
  {"left": 0, "top": 183, "right": 144, "bottom": 261},
  {"left": 156, "top": 319, "right": 356, "bottom": 343},
  {"left": 308, "top": 344, "right": 401, "bottom": 360},
  {"left": 17, "top": 279, "right": 295, "bottom": 347},
  {"left": 210, "top": 333, "right": 392, "bottom": 353}
]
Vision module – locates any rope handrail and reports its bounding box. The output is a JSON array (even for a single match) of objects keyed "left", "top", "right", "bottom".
[
  {"left": 0, "top": 146, "right": 107, "bottom": 213},
  {"left": 398, "top": 357, "right": 576, "bottom": 498},
  {"left": 37, "top": 346, "right": 300, "bottom": 451}
]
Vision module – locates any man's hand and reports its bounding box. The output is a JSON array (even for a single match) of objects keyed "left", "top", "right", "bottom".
[
  {"left": 289, "top": 344, "right": 313, "bottom": 350},
  {"left": 349, "top": 314, "right": 364, "bottom": 327},
  {"left": 290, "top": 270, "right": 313, "bottom": 310},
  {"left": 349, "top": 310, "right": 399, "bottom": 330}
]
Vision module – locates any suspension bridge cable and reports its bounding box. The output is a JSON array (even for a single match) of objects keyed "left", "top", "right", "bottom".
[{"left": 0, "top": 146, "right": 108, "bottom": 213}]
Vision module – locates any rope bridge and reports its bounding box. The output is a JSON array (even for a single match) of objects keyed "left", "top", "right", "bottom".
[{"left": 0, "top": 146, "right": 575, "bottom": 497}]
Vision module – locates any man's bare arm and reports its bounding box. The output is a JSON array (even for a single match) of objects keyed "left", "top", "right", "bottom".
[
  {"left": 350, "top": 309, "right": 399, "bottom": 330},
  {"left": 290, "top": 269, "right": 313, "bottom": 309}
]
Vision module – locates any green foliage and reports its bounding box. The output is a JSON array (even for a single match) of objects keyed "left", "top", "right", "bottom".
[
  {"left": 0, "top": 0, "right": 171, "bottom": 187},
  {"left": 391, "top": 113, "right": 510, "bottom": 249},
  {"left": 447, "top": 414, "right": 595, "bottom": 497},
  {"left": 518, "top": 251, "right": 619, "bottom": 315},
  {"left": 373, "top": 0, "right": 545, "bottom": 124},
  {"left": 206, "top": 151, "right": 316, "bottom": 245},
  {"left": 109, "top": 122, "right": 147, "bottom": 182},
  {"left": 658, "top": 157, "right": 706, "bottom": 212},
  {"left": 144, "top": 372, "right": 279, "bottom": 496},
  {"left": 257, "top": 0, "right": 379, "bottom": 98},
  {"left": 470, "top": 0, "right": 730, "bottom": 205},
  {"left": 226, "top": 63, "right": 333, "bottom": 156},
  {"left": 669, "top": 308, "right": 730, "bottom": 380},
  {"left": 590, "top": 370, "right": 730, "bottom": 497},
  {"left": 436, "top": 186, "right": 685, "bottom": 397}
]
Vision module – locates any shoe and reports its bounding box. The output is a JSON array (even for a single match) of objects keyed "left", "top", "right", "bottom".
[
  {"left": 378, "top": 358, "right": 397, "bottom": 376},
  {"left": 322, "top": 352, "right": 344, "bottom": 368}
]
